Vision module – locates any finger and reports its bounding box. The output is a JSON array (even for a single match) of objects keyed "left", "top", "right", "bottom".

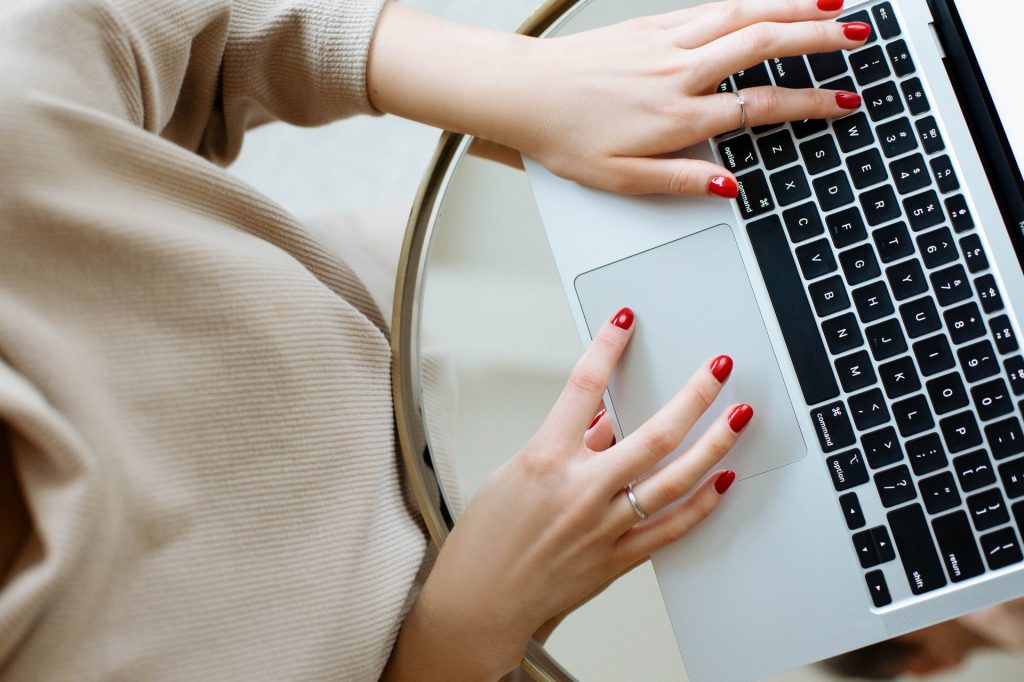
[
  {"left": 696, "top": 19, "right": 869, "bottom": 82},
  {"left": 699, "top": 85, "right": 861, "bottom": 139},
  {"left": 613, "top": 469, "right": 738, "bottom": 560},
  {"left": 542, "top": 308, "right": 635, "bottom": 437},
  {"left": 602, "top": 354, "right": 734, "bottom": 485},
  {"left": 641, "top": 3, "right": 718, "bottom": 30},
  {"left": 584, "top": 409, "right": 616, "bottom": 452},
  {"left": 672, "top": 0, "right": 847, "bottom": 48},
  {"left": 604, "top": 157, "right": 738, "bottom": 198},
  {"left": 606, "top": 404, "right": 751, "bottom": 533}
]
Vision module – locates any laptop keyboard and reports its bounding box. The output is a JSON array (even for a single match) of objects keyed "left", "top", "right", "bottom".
[{"left": 718, "top": 2, "right": 1024, "bottom": 607}]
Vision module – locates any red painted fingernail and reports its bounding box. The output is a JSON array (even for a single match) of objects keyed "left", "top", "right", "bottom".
[
  {"left": 715, "top": 470, "right": 737, "bottom": 495},
  {"left": 708, "top": 175, "right": 738, "bottom": 199},
  {"left": 611, "top": 307, "right": 634, "bottom": 330},
  {"left": 589, "top": 408, "right": 606, "bottom": 430},
  {"left": 728, "top": 404, "right": 754, "bottom": 433},
  {"left": 843, "top": 22, "right": 872, "bottom": 41},
  {"left": 710, "top": 355, "right": 734, "bottom": 384},
  {"left": 835, "top": 91, "right": 862, "bottom": 109},
  {"left": 817, "top": 0, "right": 843, "bottom": 10}
]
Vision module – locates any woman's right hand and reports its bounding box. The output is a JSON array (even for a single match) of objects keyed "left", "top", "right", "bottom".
[{"left": 384, "top": 308, "right": 754, "bottom": 680}]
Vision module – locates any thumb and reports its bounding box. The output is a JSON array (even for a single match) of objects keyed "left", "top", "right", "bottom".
[{"left": 606, "top": 157, "right": 738, "bottom": 198}]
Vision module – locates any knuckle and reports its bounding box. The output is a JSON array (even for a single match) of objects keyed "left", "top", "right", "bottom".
[
  {"left": 658, "top": 477, "right": 689, "bottom": 505},
  {"left": 667, "top": 165, "right": 695, "bottom": 196},
  {"left": 754, "top": 87, "right": 784, "bottom": 121},
  {"left": 692, "top": 495, "right": 716, "bottom": 523},
  {"left": 569, "top": 365, "right": 604, "bottom": 396},
  {"left": 690, "top": 376, "right": 719, "bottom": 412},
  {"left": 721, "top": 1, "right": 746, "bottom": 25},
  {"left": 641, "top": 424, "right": 677, "bottom": 456},
  {"left": 744, "top": 23, "right": 775, "bottom": 55},
  {"left": 705, "top": 434, "right": 733, "bottom": 462}
]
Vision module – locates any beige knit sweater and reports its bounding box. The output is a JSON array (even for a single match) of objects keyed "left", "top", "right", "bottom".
[{"left": 0, "top": 0, "right": 430, "bottom": 679}]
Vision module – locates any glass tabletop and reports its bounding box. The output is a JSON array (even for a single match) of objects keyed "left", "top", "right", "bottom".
[{"left": 390, "top": 1, "right": 1024, "bottom": 679}]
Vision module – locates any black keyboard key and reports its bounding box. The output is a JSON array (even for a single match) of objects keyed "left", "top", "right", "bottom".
[
  {"left": 736, "top": 170, "right": 776, "bottom": 219},
  {"left": 769, "top": 56, "right": 813, "bottom": 90},
  {"left": 954, "top": 450, "right": 997, "bottom": 493},
  {"left": 800, "top": 135, "right": 841, "bottom": 175},
  {"left": 931, "top": 155, "right": 960, "bottom": 194},
  {"left": 758, "top": 129, "right": 799, "bottom": 171},
  {"left": 981, "top": 527, "right": 1023, "bottom": 570},
  {"left": 904, "top": 190, "right": 943, "bottom": 231},
  {"left": 811, "top": 401, "right": 857, "bottom": 452},
  {"left": 863, "top": 425, "right": 904, "bottom": 468},
  {"left": 856, "top": 525, "right": 898, "bottom": 568},
  {"left": 1016, "top": 501, "right": 1024, "bottom": 536},
  {"left": 865, "top": 569, "right": 892, "bottom": 607},
  {"left": 940, "top": 410, "right": 983, "bottom": 453},
  {"left": 920, "top": 471, "right": 961, "bottom": 514},
  {"left": 930, "top": 264, "right": 971, "bottom": 306},
  {"left": 874, "top": 221, "right": 914, "bottom": 263},
  {"left": 815, "top": 171, "right": 855, "bottom": 211},
  {"left": 808, "top": 50, "right": 848, "bottom": 82},
  {"left": 901, "top": 298, "right": 941, "bottom": 340},
  {"left": 836, "top": 350, "right": 877, "bottom": 393},
  {"left": 718, "top": 134, "right": 758, "bottom": 173},
  {"left": 848, "top": 149, "right": 888, "bottom": 190},
  {"left": 890, "top": 153, "right": 930, "bottom": 195},
  {"left": 933, "top": 511, "right": 985, "bottom": 583},
  {"left": 879, "top": 356, "right": 921, "bottom": 399},
  {"left": 861, "top": 185, "right": 901, "bottom": 226},
  {"left": 901, "top": 77, "right": 930, "bottom": 115},
  {"left": 829, "top": 449, "right": 870, "bottom": 491},
  {"left": 887, "top": 503, "right": 947, "bottom": 594},
  {"left": 783, "top": 202, "right": 825, "bottom": 243},
  {"left": 876, "top": 462, "right": 917, "bottom": 503},
  {"left": 967, "top": 487, "right": 1010, "bottom": 531},
  {"left": 810, "top": 276, "right": 851, "bottom": 316},
  {"left": 771, "top": 165, "right": 812, "bottom": 207},
  {"left": 976, "top": 275, "right": 1004, "bottom": 313},
  {"left": 1006, "top": 356, "right": 1024, "bottom": 396},
  {"left": 850, "top": 45, "right": 890, "bottom": 85},
  {"left": 893, "top": 394, "right": 934, "bottom": 437},
  {"left": 960, "top": 234, "right": 989, "bottom": 273},
  {"left": 852, "top": 281, "right": 894, "bottom": 323},
  {"left": 944, "top": 302, "right": 986, "bottom": 345},
  {"left": 822, "top": 312, "right": 864, "bottom": 355},
  {"left": 992, "top": 315, "right": 1020, "bottom": 354},
  {"left": 960, "top": 340, "right": 1000, "bottom": 383},
  {"left": 840, "top": 491, "right": 867, "bottom": 530},
  {"left": 822, "top": 75, "right": 858, "bottom": 94},
  {"left": 988, "top": 418, "right": 1024, "bottom": 461},
  {"left": 916, "top": 116, "right": 945, "bottom": 154},
  {"left": 716, "top": 78, "right": 733, "bottom": 94},
  {"left": 906, "top": 432, "right": 947, "bottom": 476},
  {"left": 850, "top": 388, "right": 890, "bottom": 430},
  {"left": 834, "top": 112, "right": 874, "bottom": 153},
  {"left": 866, "top": 318, "right": 907, "bottom": 361},
  {"left": 886, "top": 40, "right": 915, "bottom": 77},
  {"left": 914, "top": 334, "right": 955, "bottom": 375},
  {"left": 872, "top": 2, "right": 901, "bottom": 39},
  {"left": 863, "top": 81, "right": 904, "bottom": 122},
  {"left": 973, "top": 379, "right": 1013, "bottom": 421},
  {"left": 886, "top": 260, "right": 928, "bottom": 301},
  {"left": 734, "top": 63, "right": 772, "bottom": 90},
  {"left": 826, "top": 207, "right": 868, "bottom": 249},
  {"left": 792, "top": 117, "right": 830, "bottom": 139},
  {"left": 1000, "top": 458, "right": 1024, "bottom": 498},
  {"left": 748, "top": 216, "right": 841, "bottom": 405},
  {"left": 796, "top": 239, "right": 838, "bottom": 280},
  {"left": 945, "top": 194, "right": 974, "bottom": 233},
  {"left": 878, "top": 117, "right": 917, "bottom": 158},
  {"left": 841, "top": 244, "right": 881, "bottom": 286},
  {"left": 926, "top": 372, "right": 969, "bottom": 415},
  {"left": 917, "top": 227, "right": 957, "bottom": 269}
]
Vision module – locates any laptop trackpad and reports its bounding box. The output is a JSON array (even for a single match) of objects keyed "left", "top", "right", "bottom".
[{"left": 574, "top": 223, "right": 807, "bottom": 479}]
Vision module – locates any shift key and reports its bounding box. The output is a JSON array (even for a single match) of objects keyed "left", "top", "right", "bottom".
[{"left": 888, "top": 504, "right": 948, "bottom": 595}]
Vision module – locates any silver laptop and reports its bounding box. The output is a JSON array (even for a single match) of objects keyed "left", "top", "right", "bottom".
[{"left": 524, "top": 0, "right": 1024, "bottom": 679}]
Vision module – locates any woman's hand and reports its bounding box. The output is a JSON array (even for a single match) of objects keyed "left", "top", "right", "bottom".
[
  {"left": 383, "top": 309, "right": 753, "bottom": 680},
  {"left": 368, "top": 0, "right": 868, "bottom": 198}
]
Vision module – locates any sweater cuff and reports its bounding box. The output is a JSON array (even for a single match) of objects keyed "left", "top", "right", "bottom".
[{"left": 315, "top": 0, "right": 389, "bottom": 118}]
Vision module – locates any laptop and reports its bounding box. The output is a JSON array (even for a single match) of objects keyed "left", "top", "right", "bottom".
[{"left": 524, "top": 0, "right": 1024, "bottom": 679}]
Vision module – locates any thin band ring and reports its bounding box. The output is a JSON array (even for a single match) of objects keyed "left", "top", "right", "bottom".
[
  {"left": 736, "top": 92, "right": 747, "bottom": 131},
  {"left": 626, "top": 483, "right": 648, "bottom": 521}
]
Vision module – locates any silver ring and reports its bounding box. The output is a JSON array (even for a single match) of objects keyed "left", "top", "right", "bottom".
[
  {"left": 626, "top": 483, "right": 648, "bottom": 521},
  {"left": 736, "top": 93, "right": 747, "bottom": 131}
]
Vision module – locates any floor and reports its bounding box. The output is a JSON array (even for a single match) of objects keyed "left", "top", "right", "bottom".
[{"left": 229, "top": 1, "right": 1024, "bottom": 679}]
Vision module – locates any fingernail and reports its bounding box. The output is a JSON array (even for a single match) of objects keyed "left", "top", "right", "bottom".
[
  {"left": 728, "top": 404, "right": 754, "bottom": 433},
  {"left": 611, "top": 307, "right": 634, "bottom": 330},
  {"left": 843, "top": 21, "right": 872, "bottom": 41},
  {"left": 835, "top": 91, "right": 862, "bottom": 109},
  {"left": 817, "top": 0, "right": 843, "bottom": 10},
  {"left": 710, "top": 355, "right": 734, "bottom": 384},
  {"left": 589, "top": 408, "right": 606, "bottom": 430},
  {"left": 715, "top": 470, "right": 737, "bottom": 495},
  {"left": 708, "top": 175, "right": 738, "bottom": 199}
]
